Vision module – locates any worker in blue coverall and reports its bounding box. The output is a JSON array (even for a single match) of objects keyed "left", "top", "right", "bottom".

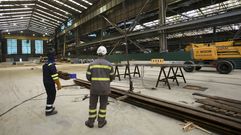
[
  {"left": 85, "top": 46, "right": 115, "bottom": 128},
  {"left": 42, "top": 48, "right": 61, "bottom": 116}
]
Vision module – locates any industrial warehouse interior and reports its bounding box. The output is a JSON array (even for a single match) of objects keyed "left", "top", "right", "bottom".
[{"left": 1, "top": 0, "right": 241, "bottom": 134}]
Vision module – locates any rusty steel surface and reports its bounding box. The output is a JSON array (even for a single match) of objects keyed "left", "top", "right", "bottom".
[{"left": 74, "top": 79, "right": 241, "bottom": 134}]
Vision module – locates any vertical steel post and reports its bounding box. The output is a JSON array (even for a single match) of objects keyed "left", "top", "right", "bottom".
[
  {"left": 63, "top": 34, "right": 66, "bottom": 57},
  {"left": 159, "top": 0, "right": 167, "bottom": 52},
  {"left": 75, "top": 28, "right": 80, "bottom": 57},
  {"left": 123, "top": 0, "right": 133, "bottom": 92}
]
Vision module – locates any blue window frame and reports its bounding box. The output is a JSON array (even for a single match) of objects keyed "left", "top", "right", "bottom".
[
  {"left": 22, "top": 40, "right": 31, "bottom": 54},
  {"left": 7, "top": 39, "right": 17, "bottom": 54},
  {"left": 35, "top": 40, "right": 43, "bottom": 54}
]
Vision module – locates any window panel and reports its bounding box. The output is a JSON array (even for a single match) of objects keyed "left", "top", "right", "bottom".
[
  {"left": 7, "top": 39, "right": 17, "bottom": 54},
  {"left": 35, "top": 40, "right": 43, "bottom": 54},
  {"left": 22, "top": 40, "right": 31, "bottom": 54}
]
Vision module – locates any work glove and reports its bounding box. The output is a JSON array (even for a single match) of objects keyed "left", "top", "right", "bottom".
[{"left": 54, "top": 79, "right": 62, "bottom": 90}]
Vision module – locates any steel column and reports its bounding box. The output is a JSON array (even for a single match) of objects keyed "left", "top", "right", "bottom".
[
  {"left": 75, "top": 28, "right": 80, "bottom": 56},
  {"left": 159, "top": 0, "right": 167, "bottom": 52},
  {"left": 63, "top": 34, "right": 66, "bottom": 57}
]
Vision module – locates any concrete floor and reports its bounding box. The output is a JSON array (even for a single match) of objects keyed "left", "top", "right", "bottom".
[{"left": 1, "top": 62, "right": 241, "bottom": 135}]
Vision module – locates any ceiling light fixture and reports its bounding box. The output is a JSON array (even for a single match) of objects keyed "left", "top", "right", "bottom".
[
  {"left": 53, "top": 0, "right": 82, "bottom": 13},
  {"left": 69, "top": 0, "right": 87, "bottom": 9},
  {"left": 36, "top": 9, "right": 65, "bottom": 21},
  {"left": 38, "top": 0, "right": 70, "bottom": 15},
  {"left": 82, "top": 0, "right": 92, "bottom": 5}
]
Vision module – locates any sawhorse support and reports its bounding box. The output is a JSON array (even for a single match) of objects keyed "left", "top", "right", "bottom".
[
  {"left": 114, "top": 64, "right": 141, "bottom": 81},
  {"left": 155, "top": 67, "right": 171, "bottom": 89},
  {"left": 124, "top": 65, "right": 141, "bottom": 78},
  {"left": 174, "top": 67, "right": 186, "bottom": 83},
  {"left": 167, "top": 67, "right": 179, "bottom": 86},
  {"left": 133, "top": 65, "right": 141, "bottom": 77}
]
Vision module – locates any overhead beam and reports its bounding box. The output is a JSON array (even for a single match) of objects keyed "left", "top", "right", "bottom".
[
  {"left": 29, "top": 23, "right": 55, "bottom": 31},
  {"left": 78, "top": 9, "right": 241, "bottom": 47},
  {"left": 50, "top": 0, "right": 82, "bottom": 13},
  {"left": 102, "top": 15, "right": 145, "bottom": 52},
  {"left": 0, "top": 7, "right": 33, "bottom": 12},
  {"left": 0, "top": 11, "right": 32, "bottom": 15},
  {"left": 35, "top": 8, "right": 66, "bottom": 21},
  {"left": 31, "top": 16, "right": 59, "bottom": 26},
  {"left": 0, "top": 20, "right": 30, "bottom": 24},
  {"left": 56, "top": 0, "right": 195, "bottom": 37},
  {"left": 33, "top": 12, "right": 60, "bottom": 23},
  {"left": 31, "top": 20, "right": 58, "bottom": 29},
  {"left": 29, "top": 25, "right": 54, "bottom": 32},
  {"left": 35, "top": 4, "right": 68, "bottom": 18},
  {"left": 1, "top": 27, "right": 27, "bottom": 33},
  {"left": 2, "top": 34, "right": 49, "bottom": 40},
  {"left": 0, "top": 1, "right": 35, "bottom": 5},
  {"left": 0, "top": 14, "right": 32, "bottom": 19},
  {"left": 30, "top": 21, "right": 56, "bottom": 29},
  {"left": 0, "top": 17, "right": 31, "bottom": 22},
  {"left": 37, "top": 0, "right": 71, "bottom": 15},
  {"left": 57, "top": 0, "right": 125, "bottom": 37}
]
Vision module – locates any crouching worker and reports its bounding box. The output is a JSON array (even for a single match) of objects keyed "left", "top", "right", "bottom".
[
  {"left": 85, "top": 46, "right": 115, "bottom": 128},
  {"left": 42, "top": 48, "right": 61, "bottom": 116}
]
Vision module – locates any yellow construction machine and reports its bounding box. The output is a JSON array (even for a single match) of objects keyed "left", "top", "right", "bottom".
[{"left": 183, "top": 40, "right": 241, "bottom": 74}]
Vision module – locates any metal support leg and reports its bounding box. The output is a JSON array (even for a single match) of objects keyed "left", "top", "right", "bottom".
[
  {"left": 155, "top": 67, "right": 171, "bottom": 89},
  {"left": 174, "top": 67, "right": 186, "bottom": 83},
  {"left": 133, "top": 65, "right": 141, "bottom": 77},
  {"left": 124, "top": 65, "right": 131, "bottom": 79},
  {"left": 179, "top": 67, "right": 186, "bottom": 83},
  {"left": 114, "top": 66, "right": 121, "bottom": 81},
  {"left": 155, "top": 67, "right": 162, "bottom": 88},
  {"left": 171, "top": 67, "right": 179, "bottom": 86},
  {"left": 162, "top": 67, "right": 171, "bottom": 89}
]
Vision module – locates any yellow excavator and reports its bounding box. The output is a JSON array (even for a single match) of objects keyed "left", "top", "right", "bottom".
[{"left": 183, "top": 40, "right": 241, "bottom": 74}]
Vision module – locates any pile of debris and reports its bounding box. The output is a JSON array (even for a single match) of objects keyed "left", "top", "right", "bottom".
[{"left": 193, "top": 93, "right": 241, "bottom": 119}]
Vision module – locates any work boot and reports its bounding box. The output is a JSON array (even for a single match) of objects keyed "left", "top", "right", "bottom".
[
  {"left": 85, "top": 120, "right": 94, "bottom": 128},
  {"left": 98, "top": 120, "right": 107, "bottom": 128},
  {"left": 45, "top": 110, "right": 58, "bottom": 116}
]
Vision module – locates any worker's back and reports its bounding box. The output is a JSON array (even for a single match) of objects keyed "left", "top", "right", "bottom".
[{"left": 86, "top": 58, "right": 114, "bottom": 95}]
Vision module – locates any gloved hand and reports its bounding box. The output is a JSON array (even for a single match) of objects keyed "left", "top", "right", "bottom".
[
  {"left": 57, "top": 83, "right": 62, "bottom": 90},
  {"left": 54, "top": 79, "right": 62, "bottom": 90}
]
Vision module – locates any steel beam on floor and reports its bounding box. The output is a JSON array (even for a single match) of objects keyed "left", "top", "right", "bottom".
[{"left": 74, "top": 79, "right": 241, "bottom": 134}]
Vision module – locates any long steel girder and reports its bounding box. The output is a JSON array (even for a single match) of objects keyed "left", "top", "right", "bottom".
[{"left": 78, "top": 8, "right": 241, "bottom": 47}]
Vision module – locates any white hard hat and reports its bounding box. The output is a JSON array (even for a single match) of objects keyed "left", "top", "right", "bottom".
[{"left": 97, "top": 46, "right": 107, "bottom": 55}]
